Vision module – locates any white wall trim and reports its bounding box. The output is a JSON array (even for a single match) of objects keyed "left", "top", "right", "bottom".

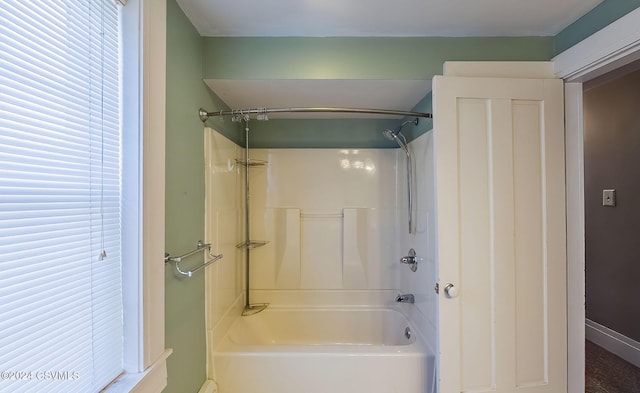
[
  {"left": 586, "top": 319, "right": 640, "bottom": 368},
  {"left": 555, "top": 7, "right": 640, "bottom": 393},
  {"left": 105, "top": 349, "right": 173, "bottom": 393},
  {"left": 443, "top": 61, "right": 555, "bottom": 78},
  {"left": 120, "top": 0, "right": 168, "bottom": 391},
  {"left": 121, "top": 0, "right": 144, "bottom": 373},
  {"left": 564, "top": 82, "right": 585, "bottom": 393},
  {"left": 553, "top": 6, "right": 640, "bottom": 81},
  {"left": 141, "top": 0, "right": 167, "bottom": 371}
]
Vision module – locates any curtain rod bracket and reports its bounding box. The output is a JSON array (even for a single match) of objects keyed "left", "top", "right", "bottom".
[{"left": 199, "top": 108, "right": 209, "bottom": 122}]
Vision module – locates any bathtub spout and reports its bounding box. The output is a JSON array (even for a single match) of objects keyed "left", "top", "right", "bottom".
[{"left": 395, "top": 294, "right": 415, "bottom": 304}]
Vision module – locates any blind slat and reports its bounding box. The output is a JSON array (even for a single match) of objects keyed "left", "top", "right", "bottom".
[{"left": 0, "top": 1, "right": 123, "bottom": 391}]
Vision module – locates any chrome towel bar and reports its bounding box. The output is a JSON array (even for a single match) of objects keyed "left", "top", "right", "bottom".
[{"left": 165, "top": 240, "right": 223, "bottom": 277}]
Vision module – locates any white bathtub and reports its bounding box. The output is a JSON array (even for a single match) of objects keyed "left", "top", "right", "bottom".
[{"left": 214, "top": 307, "right": 431, "bottom": 393}]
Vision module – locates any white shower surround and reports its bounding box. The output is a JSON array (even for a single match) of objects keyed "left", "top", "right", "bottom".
[
  {"left": 204, "top": 128, "right": 437, "bottom": 391},
  {"left": 247, "top": 147, "right": 398, "bottom": 290}
]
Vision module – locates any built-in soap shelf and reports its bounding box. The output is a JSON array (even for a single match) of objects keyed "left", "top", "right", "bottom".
[
  {"left": 235, "top": 158, "right": 268, "bottom": 167},
  {"left": 236, "top": 240, "right": 269, "bottom": 249}
]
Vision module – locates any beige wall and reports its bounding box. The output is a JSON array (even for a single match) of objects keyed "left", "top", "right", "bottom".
[{"left": 584, "top": 65, "right": 640, "bottom": 342}]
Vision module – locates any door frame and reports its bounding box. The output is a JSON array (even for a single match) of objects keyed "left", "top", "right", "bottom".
[{"left": 553, "top": 7, "right": 640, "bottom": 393}]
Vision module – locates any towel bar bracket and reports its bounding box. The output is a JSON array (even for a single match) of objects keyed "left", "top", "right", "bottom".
[{"left": 165, "top": 240, "right": 223, "bottom": 277}]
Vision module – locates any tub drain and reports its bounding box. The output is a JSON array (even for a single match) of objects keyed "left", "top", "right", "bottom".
[{"left": 404, "top": 326, "right": 411, "bottom": 340}]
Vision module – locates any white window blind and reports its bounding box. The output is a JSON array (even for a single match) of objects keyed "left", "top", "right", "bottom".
[{"left": 0, "top": 1, "right": 123, "bottom": 393}]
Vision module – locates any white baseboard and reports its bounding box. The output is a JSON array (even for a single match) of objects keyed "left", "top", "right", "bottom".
[
  {"left": 198, "top": 380, "right": 218, "bottom": 393},
  {"left": 585, "top": 318, "right": 640, "bottom": 368}
]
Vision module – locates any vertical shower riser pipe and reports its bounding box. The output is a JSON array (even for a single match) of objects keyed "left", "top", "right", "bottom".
[
  {"left": 241, "top": 119, "right": 268, "bottom": 316},
  {"left": 244, "top": 119, "right": 250, "bottom": 311}
]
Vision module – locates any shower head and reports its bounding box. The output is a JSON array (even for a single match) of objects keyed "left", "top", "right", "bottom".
[
  {"left": 384, "top": 129, "right": 410, "bottom": 156},
  {"left": 382, "top": 128, "right": 398, "bottom": 141},
  {"left": 383, "top": 118, "right": 419, "bottom": 140},
  {"left": 383, "top": 117, "right": 418, "bottom": 155}
]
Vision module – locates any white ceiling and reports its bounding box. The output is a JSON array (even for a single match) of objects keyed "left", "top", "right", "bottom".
[
  {"left": 204, "top": 79, "right": 432, "bottom": 118},
  {"left": 179, "top": 0, "right": 603, "bottom": 118},
  {"left": 177, "top": 0, "right": 603, "bottom": 37}
]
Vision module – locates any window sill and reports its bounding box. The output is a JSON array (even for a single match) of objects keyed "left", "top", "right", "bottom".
[{"left": 102, "top": 349, "right": 172, "bottom": 393}]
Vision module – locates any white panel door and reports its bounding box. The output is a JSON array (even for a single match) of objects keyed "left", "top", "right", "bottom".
[{"left": 434, "top": 75, "right": 567, "bottom": 393}]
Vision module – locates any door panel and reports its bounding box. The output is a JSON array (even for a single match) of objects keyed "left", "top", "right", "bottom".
[
  {"left": 458, "top": 98, "right": 494, "bottom": 391},
  {"left": 434, "top": 76, "right": 566, "bottom": 393},
  {"left": 513, "top": 100, "right": 546, "bottom": 387}
]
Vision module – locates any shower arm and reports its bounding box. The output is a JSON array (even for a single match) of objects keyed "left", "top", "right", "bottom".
[{"left": 199, "top": 107, "right": 432, "bottom": 122}]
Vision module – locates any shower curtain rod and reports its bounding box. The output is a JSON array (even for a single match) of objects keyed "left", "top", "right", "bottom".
[{"left": 198, "top": 107, "right": 432, "bottom": 123}]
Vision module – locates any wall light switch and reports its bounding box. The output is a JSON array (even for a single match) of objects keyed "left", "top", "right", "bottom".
[{"left": 602, "top": 189, "right": 616, "bottom": 207}]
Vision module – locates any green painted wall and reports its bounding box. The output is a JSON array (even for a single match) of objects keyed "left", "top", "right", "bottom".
[
  {"left": 554, "top": 0, "right": 640, "bottom": 55},
  {"left": 204, "top": 37, "right": 553, "bottom": 80},
  {"left": 406, "top": 93, "right": 433, "bottom": 141},
  {"left": 164, "top": 1, "right": 239, "bottom": 392},
  {"left": 247, "top": 93, "right": 433, "bottom": 148},
  {"left": 206, "top": 37, "right": 551, "bottom": 148},
  {"left": 248, "top": 118, "right": 399, "bottom": 148},
  {"left": 199, "top": 3, "right": 640, "bottom": 147}
]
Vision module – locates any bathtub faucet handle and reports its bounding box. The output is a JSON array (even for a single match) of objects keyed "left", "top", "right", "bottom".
[{"left": 400, "top": 248, "right": 419, "bottom": 272}]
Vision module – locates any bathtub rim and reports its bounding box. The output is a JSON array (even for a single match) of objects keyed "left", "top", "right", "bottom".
[{"left": 215, "top": 305, "right": 429, "bottom": 355}]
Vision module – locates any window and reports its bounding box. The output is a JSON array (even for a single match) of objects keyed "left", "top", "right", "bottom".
[{"left": 0, "top": 1, "right": 125, "bottom": 392}]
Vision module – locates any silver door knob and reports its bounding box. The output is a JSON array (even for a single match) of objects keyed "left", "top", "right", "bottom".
[{"left": 444, "top": 283, "right": 458, "bottom": 298}]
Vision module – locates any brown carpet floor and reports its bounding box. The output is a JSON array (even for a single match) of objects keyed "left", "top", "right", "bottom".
[{"left": 586, "top": 340, "right": 640, "bottom": 393}]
